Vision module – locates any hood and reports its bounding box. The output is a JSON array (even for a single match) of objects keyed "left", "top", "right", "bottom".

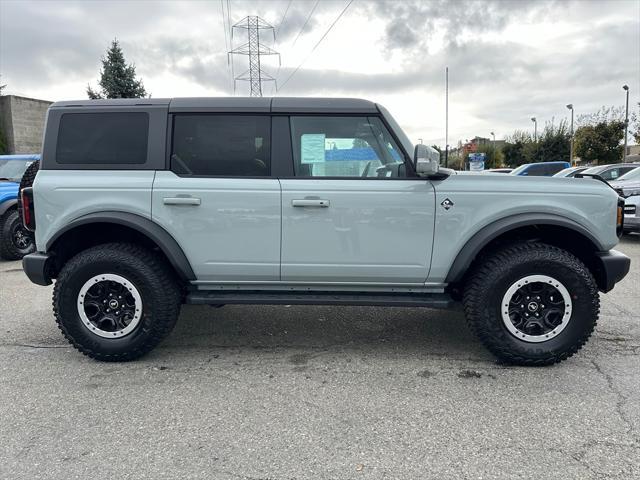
[
  {"left": 610, "top": 178, "right": 640, "bottom": 197},
  {"left": 0, "top": 180, "right": 19, "bottom": 204}
]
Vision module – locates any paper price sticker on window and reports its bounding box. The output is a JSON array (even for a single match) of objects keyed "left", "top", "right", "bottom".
[{"left": 301, "top": 134, "right": 326, "bottom": 164}]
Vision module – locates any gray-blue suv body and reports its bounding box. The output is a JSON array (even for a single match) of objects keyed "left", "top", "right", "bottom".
[{"left": 21, "top": 97, "right": 630, "bottom": 364}]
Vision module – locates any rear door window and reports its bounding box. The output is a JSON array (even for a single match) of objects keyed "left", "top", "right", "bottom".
[
  {"left": 171, "top": 115, "right": 270, "bottom": 176},
  {"left": 56, "top": 112, "right": 149, "bottom": 164}
]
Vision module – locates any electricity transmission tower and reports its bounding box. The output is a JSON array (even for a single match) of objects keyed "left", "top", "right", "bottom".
[{"left": 228, "top": 16, "right": 280, "bottom": 97}]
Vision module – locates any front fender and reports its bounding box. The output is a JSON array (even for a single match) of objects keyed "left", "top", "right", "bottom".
[{"left": 444, "top": 213, "right": 604, "bottom": 284}]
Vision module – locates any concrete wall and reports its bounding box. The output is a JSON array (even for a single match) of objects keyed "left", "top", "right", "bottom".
[{"left": 0, "top": 95, "right": 52, "bottom": 154}]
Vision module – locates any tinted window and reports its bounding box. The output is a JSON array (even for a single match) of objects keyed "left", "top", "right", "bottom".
[
  {"left": 56, "top": 113, "right": 148, "bottom": 164},
  {"left": 545, "top": 163, "right": 566, "bottom": 175},
  {"left": 290, "top": 116, "right": 406, "bottom": 178},
  {"left": 526, "top": 164, "right": 546, "bottom": 176},
  {"left": 171, "top": 115, "right": 270, "bottom": 176}
]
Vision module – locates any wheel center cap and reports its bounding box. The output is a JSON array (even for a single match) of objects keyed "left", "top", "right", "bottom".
[
  {"left": 527, "top": 302, "right": 539, "bottom": 312},
  {"left": 108, "top": 299, "right": 119, "bottom": 309}
]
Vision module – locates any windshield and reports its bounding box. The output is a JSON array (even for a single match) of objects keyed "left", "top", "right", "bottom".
[
  {"left": 581, "top": 166, "right": 606, "bottom": 175},
  {"left": 510, "top": 164, "right": 530, "bottom": 175},
  {"left": 0, "top": 160, "right": 33, "bottom": 182},
  {"left": 616, "top": 166, "right": 640, "bottom": 182},
  {"left": 377, "top": 104, "right": 413, "bottom": 159},
  {"left": 553, "top": 167, "right": 576, "bottom": 177}
]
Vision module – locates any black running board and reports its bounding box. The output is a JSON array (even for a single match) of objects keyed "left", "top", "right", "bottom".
[{"left": 186, "top": 291, "right": 456, "bottom": 309}]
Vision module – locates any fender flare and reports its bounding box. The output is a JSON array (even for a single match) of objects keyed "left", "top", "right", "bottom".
[
  {"left": 0, "top": 199, "right": 18, "bottom": 217},
  {"left": 444, "top": 213, "right": 604, "bottom": 284},
  {"left": 47, "top": 211, "right": 196, "bottom": 281}
]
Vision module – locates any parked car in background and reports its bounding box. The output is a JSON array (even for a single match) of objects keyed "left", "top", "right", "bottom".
[
  {"left": 610, "top": 167, "right": 640, "bottom": 234},
  {"left": 0, "top": 154, "right": 39, "bottom": 259},
  {"left": 622, "top": 195, "right": 640, "bottom": 233},
  {"left": 483, "top": 168, "right": 513, "bottom": 174},
  {"left": 553, "top": 166, "right": 590, "bottom": 178},
  {"left": 580, "top": 163, "right": 639, "bottom": 182},
  {"left": 510, "top": 161, "right": 571, "bottom": 177}
]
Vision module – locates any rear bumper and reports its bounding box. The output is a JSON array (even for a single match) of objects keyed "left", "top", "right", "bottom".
[
  {"left": 22, "top": 252, "right": 53, "bottom": 286},
  {"left": 594, "top": 250, "right": 631, "bottom": 292}
]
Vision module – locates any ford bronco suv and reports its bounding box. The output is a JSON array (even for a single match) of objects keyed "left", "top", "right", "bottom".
[{"left": 21, "top": 98, "right": 630, "bottom": 365}]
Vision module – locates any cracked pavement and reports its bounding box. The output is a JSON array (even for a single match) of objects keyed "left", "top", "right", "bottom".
[{"left": 1, "top": 236, "right": 638, "bottom": 479}]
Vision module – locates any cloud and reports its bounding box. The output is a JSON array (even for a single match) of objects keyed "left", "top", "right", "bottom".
[{"left": 0, "top": 0, "right": 637, "bottom": 145}]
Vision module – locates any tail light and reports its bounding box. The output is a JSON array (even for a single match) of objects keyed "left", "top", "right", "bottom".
[
  {"left": 616, "top": 196, "right": 624, "bottom": 237},
  {"left": 21, "top": 187, "right": 36, "bottom": 232}
]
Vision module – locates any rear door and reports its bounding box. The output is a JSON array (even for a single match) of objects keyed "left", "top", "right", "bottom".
[
  {"left": 152, "top": 113, "right": 281, "bottom": 283},
  {"left": 279, "top": 115, "right": 435, "bottom": 284}
]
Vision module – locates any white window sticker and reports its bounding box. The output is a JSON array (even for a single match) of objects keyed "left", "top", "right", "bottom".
[{"left": 301, "top": 134, "right": 326, "bottom": 164}]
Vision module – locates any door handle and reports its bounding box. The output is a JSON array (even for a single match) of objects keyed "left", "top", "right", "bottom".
[
  {"left": 292, "top": 199, "right": 330, "bottom": 208},
  {"left": 163, "top": 197, "right": 201, "bottom": 206}
]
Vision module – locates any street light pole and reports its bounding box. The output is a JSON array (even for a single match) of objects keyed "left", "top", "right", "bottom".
[
  {"left": 531, "top": 117, "right": 537, "bottom": 142},
  {"left": 445, "top": 66, "right": 449, "bottom": 168},
  {"left": 566, "top": 104, "right": 574, "bottom": 165},
  {"left": 623, "top": 85, "right": 629, "bottom": 160}
]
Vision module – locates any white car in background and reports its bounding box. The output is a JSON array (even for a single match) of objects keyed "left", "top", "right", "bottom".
[{"left": 610, "top": 167, "right": 640, "bottom": 233}]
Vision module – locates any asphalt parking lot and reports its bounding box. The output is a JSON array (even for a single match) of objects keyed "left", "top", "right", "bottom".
[{"left": 1, "top": 236, "right": 638, "bottom": 480}]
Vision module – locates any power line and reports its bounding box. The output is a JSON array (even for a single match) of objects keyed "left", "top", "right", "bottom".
[
  {"left": 272, "top": 0, "right": 294, "bottom": 95},
  {"left": 277, "top": 0, "right": 354, "bottom": 94},
  {"left": 277, "top": 0, "right": 293, "bottom": 36},
  {"left": 291, "top": 0, "right": 319, "bottom": 48},
  {"left": 227, "top": 0, "right": 235, "bottom": 93},
  {"left": 220, "top": 0, "right": 233, "bottom": 93}
]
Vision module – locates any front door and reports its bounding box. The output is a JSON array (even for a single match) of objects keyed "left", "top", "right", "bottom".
[
  {"left": 152, "top": 114, "right": 281, "bottom": 283},
  {"left": 280, "top": 115, "right": 435, "bottom": 285}
]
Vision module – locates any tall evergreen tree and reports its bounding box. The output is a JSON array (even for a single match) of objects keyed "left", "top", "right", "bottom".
[{"left": 87, "top": 39, "right": 147, "bottom": 99}]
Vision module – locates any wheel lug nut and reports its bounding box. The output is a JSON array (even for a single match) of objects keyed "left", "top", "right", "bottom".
[{"left": 106, "top": 309, "right": 110, "bottom": 312}]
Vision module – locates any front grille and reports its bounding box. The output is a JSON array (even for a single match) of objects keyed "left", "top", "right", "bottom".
[{"left": 625, "top": 205, "right": 636, "bottom": 215}]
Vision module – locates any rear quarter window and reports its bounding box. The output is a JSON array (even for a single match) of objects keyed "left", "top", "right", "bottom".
[{"left": 56, "top": 112, "right": 149, "bottom": 165}]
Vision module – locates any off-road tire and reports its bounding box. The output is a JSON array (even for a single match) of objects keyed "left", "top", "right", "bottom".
[
  {"left": 0, "top": 208, "right": 36, "bottom": 260},
  {"left": 16, "top": 160, "right": 39, "bottom": 221},
  {"left": 463, "top": 242, "right": 599, "bottom": 366},
  {"left": 53, "top": 242, "right": 181, "bottom": 361}
]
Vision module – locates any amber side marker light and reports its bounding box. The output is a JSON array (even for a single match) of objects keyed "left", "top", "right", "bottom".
[{"left": 616, "top": 198, "right": 624, "bottom": 237}]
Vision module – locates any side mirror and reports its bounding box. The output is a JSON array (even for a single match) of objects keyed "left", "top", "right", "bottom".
[{"left": 414, "top": 144, "right": 440, "bottom": 177}]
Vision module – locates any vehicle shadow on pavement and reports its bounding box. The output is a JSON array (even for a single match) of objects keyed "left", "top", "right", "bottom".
[{"left": 163, "top": 303, "right": 492, "bottom": 362}]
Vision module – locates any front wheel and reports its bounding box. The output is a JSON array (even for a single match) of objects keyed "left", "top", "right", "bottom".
[
  {"left": 53, "top": 243, "right": 181, "bottom": 361},
  {"left": 463, "top": 242, "right": 599, "bottom": 366}
]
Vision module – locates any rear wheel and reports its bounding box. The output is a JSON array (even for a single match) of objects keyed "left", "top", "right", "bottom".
[
  {"left": 53, "top": 243, "right": 181, "bottom": 361},
  {"left": 463, "top": 242, "right": 599, "bottom": 366},
  {"left": 0, "top": 208, "right": 35, "bottom": 260}
]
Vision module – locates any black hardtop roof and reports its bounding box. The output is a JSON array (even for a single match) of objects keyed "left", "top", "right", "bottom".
[{"left": 50, "top": 97, "right": 379, "bottom": 114}]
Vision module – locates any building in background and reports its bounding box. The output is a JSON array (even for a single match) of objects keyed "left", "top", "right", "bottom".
[{"left": 0, "top": 95, "right": 52, "bottom": 154}]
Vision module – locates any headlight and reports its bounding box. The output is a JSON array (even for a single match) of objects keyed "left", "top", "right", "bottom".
[{"left": 622, "top": 187, "right": 640, "bottom": 197}]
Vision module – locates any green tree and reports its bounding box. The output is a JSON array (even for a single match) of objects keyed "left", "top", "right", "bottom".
[
  {"left": 476, "top": 143, "right": 504, "bottom": 169},
  {"left": 574, "top": 121, "right": 625, "bottom": 164},
  {"left": 630, "top": 103, "right": 640, "bottom": 144},
  {"left": 87, "top": 39, "right": 147, "bottom": 99},
  {"left": 536, "top": 119, "right": 570, "bottom": 163},
  {"left": 503, "top": 130, "right": 532, "bottom": 167}
]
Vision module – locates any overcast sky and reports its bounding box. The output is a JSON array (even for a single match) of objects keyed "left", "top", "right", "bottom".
[{"left": 1, "top": 0, "right": 638, "bottom": 146}]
